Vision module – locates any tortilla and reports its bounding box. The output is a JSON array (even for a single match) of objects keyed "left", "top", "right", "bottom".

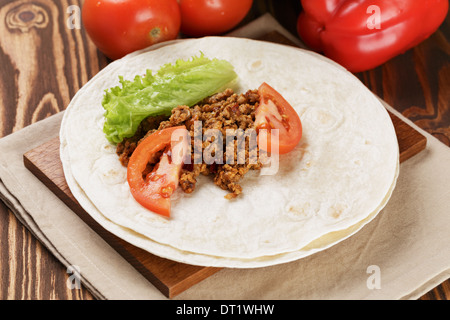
[
  {"left": 60, "top": 37, "right": 399, "bottom": 265},
  {"left": 59, "top": 138, "right": 398, "bottom": 268}
]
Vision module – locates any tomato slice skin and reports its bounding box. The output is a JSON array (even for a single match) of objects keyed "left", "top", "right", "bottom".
[
  {"left": 127, "top": 126, "right": 187, "bottom": 217},
  {"left": 255, "top": 83, "right": 302, "bottom": 154}
]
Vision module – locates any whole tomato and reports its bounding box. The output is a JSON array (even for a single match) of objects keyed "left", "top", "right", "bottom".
[
  {"left": 82, "top": 0, "right": 181, "bottom": 60},
  {"left": 179, "top": 0, "right": 253, "bottom": 37}
]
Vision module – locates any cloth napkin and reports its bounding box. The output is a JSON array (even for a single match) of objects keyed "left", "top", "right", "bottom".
[{"left": 0, "top": 14, "right": 448, "bottom": 300}]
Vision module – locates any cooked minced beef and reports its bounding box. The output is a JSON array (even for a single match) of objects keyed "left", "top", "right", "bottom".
[{"left": 116, "top": 88, "right": 262, "bottom": 199}]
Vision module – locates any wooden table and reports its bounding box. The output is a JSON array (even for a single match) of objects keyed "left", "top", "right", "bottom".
[{"left": 0, "top": 0, "right": 448, "bottom": 300}]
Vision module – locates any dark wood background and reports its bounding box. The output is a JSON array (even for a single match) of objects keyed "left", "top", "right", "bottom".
[{"left": 0, "top": 0, "right": 448, "bottom": 300}]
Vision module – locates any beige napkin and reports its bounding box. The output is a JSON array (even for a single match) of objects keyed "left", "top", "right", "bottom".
[{"left": 0, "top": 14, "right": 449, "bottom": 300}]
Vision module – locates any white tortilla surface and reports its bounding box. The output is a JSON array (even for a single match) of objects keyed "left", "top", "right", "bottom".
[{"left": 60, "top": 37, "right": 399, "bottom": 266}]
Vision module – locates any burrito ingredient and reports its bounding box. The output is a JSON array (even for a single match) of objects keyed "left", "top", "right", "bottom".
[
  {"left": 102, "top": 54, "right": 238, "bottom": 144},
  {"left": 121, "top": 88, "right": 266, "bottom": 208},
  {"left": 62, "top": 37, "right": 400, "bottom": 262},
  {"left": 82, "top": 0, "right": 181, "bottom": 60},
  {"left": 179, "top": 0, "right": 253, "bottom": 37},
  {"left": 174, "top": 89, "right": 263, "bottom": 199},
  {"left": 296, "top": 0, "right": 449, "bottom": 72},
  {"left": 255, "top": 82, "right": 302, "bottom": 154},
  {"left": 127, "top": 126, "right": 188, "bottom": 217}
]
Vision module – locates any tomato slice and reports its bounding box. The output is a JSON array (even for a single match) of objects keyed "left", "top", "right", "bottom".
[
  {"left": 127, "top": 126, "right": 188, "bottom": 217},
  {"left": 255, "top": 83, "right": 302, "bottom": 154}
]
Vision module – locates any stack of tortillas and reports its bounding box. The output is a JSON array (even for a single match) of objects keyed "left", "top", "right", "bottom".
[{"left": 60, "top": 37, "right": 399, "bottom": 268}]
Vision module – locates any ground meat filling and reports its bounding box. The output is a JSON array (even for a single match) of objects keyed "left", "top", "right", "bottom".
[
  {"left": 116, "top": 114, "right": 169, "bottom": 167},
  {"left": 116, "top": 88, "right": 263, "bottom": 199}
]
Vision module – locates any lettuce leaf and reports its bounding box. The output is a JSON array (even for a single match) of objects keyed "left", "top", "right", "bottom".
[{"left": 102, "top": 54, "right": 238, "bottom": 144}]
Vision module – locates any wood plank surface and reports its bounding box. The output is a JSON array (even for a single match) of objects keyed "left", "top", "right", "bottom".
[
  {"left": 0, "top": 0, "right": 448, "bottom": 300},
  {"left": 0, "top": 0, "right": 106, "bottom": 300}
]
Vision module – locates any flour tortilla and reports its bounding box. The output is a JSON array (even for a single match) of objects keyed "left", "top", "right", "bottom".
[
  {"left": 60, "top": 37, "right": 399, "bottom": 264},
  {"left": 60, "top": 135, "right": 398, "bottom": 268}
]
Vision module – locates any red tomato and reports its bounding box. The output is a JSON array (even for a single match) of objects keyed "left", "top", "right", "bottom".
[
  {"left": 255, "top": 83, "right": 302, "bottom": 154},
  {"left": 179, "top": 0, "right": 253, "bottom": 37},
  {"left": 127, "top": 126, "right": 188, "bottom": 218},
  {"left": 82, "top": 0, "right": 181, "bottom": 60}
]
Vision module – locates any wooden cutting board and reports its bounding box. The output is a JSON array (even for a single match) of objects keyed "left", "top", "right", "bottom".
[{"left": 23, "top": 111, "right": 426, "bottom": 298}]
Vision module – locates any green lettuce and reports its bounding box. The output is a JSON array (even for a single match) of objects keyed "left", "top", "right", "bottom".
[{"left": 102, "top": 54, "right": 238, "bottom": 144}]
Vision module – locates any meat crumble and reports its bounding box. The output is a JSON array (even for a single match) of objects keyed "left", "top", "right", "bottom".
[{"left": 116, "top": 88, "right": 263, "bottom": 199}]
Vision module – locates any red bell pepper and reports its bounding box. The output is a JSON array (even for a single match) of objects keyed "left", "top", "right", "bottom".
[{"left": 297, "top": 0, "right": 449, "bottom": 72}]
